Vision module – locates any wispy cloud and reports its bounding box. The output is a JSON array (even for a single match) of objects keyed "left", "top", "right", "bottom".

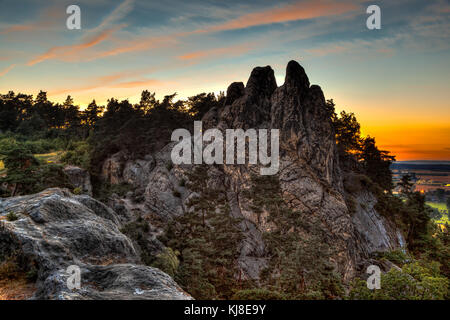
[
  {"left": 40, "top": 0, "right": 358, "bottom": 63},
  {"left": 27, "top": 28, "right": 118, "bottom": 66},
  {"left": 0, "top": 64, "right": 16, "bottom": 77},
  {"left": 111, "top": 79, "right": 162, "bottom": 88},
  {"left": 50, "top": 67, "right": 160, "bottom": 95},
  {"left": 195, "top": 0, "right": 358, "bottom": 33},
  {"left": 26, "top": 0, "right": 135, "bottom": 66},
  {"left": 178, "top": 43, "right": 253, "bottom": 60},
  {"left": 87, "top": 0, "right": 134, "bottom": 35},
  {"left": 0, "top": 6, "right": 62, "bottom": 35}
]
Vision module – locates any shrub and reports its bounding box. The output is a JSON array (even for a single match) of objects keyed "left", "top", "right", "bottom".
[
  {"left": 120, "top": 217, "right": 154, "bottom": 265},
  {"left": 379, "top": 249, "right": 410, "bottom": 266},
  {"left": 348, "top": 260, "right": 448, "bottom": 300},
  {"left": 61, "top": 140, "right": 91, "bottom": 169},
  {"left": 151, "top": 247, "right": 180, "bottom": 278},
  {"left": 6, "top": 212, "right": 18, "bottom": 221},
  {"left": 231, "top": 289, "right": 287, "bottom": 300}
]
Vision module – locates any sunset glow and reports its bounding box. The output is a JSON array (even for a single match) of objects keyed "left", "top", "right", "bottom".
[{"left": 0, "top": 0, "right": 449, "bottom": 160}]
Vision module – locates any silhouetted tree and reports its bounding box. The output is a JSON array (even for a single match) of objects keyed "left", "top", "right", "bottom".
[{"left": 398, "top": 174, "right": 414, "bottom": 195}]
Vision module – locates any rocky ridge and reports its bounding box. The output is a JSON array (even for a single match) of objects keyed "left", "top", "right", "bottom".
[{"left": 101, "top": 60, "right": 405, "bottom": 281}]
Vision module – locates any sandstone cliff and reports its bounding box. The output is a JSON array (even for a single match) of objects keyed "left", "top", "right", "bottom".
[{"left": 100, "top": 60, "right": 405, "bottom": 282}]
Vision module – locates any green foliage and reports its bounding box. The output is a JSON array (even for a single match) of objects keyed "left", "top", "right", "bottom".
[
  {"left": 96, "top": 182, "right": 133, "bottom": 202},
  {"left": 398, "top": 174, "right": 414, "bottom": 195},
  {"left": 244, "top": 174, "right": 344, "bottom": 299},
  {"left": 5, "top": 212, "right": 18, "bottom": 221},
  {"left": 329, "top": 105, "right": 395, "bottom": 192},
  {"left": 151, "top": 247, "right": 180, "bottom": 278},
  {"left": 120, "top": 216, "right": 154, "bottom": 265},
  {"left": 186, "top": 92, "right": 224, "bottom": 120},
  {"left": 61, "top": 140, "right": 91, "bottom": 169},
  {"left": 0, "top": 144, "right": 40, "bottom": 196},
  {"left": 160, "top": 165, "right": 243, "bottom": 299},
  {"left": 348, "top": 260, "right": 448, "bottom": 300},
  {"left": 379, "top": 249, "right": 410, "bottom": 267},
  {"left": 231, "top": 288, "right": 287, "bottom": 300}
]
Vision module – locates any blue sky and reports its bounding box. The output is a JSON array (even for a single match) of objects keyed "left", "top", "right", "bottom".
[{"left": 0, "top": 0, "right": 449, "bottom": 159}]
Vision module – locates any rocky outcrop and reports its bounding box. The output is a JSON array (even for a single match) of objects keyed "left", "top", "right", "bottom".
[
  {"left": 0, "top": 188, "right": 191, "bottom": 300},
  {"left": 64, "top": 165, "right": 93, "bottom": 196},
  {"left": 101, "top": 151, "right": 155, "bottom": 188},
  {"left": 98, "top": 60, "right": 405, "bottom": 282}
]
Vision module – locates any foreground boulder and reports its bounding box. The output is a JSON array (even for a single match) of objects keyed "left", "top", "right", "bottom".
[{"left": 0, "top": 188, "right": 191, "bottom": 300}]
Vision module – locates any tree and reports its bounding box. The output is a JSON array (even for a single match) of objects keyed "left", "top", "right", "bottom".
[
  {"left": 435, "top": 189, "right": 445, "bottom": 202},
  {"left": 161, "top": 165, "right": 242, "bottom": 299},
  {"left": 0, "top": 145, "right": 40, "bottom": 196},
  {"left": 245, "top": 174, "right": 343, "bottom": 299},
  {"left": 359, "top": 136, "right": 395, "bottom": 192},
  {"left": 138, "top": 90, "right": 156, "bottom": 114},
  {"left": 398, "top": 174, "right": 414, "bottom": 195},
  {"left": 187, "top": 93, "right": 220, "bottom": 120},
  {"left": 84, "top": 100, "right": 104, "bottom": 127},
  {"left": 332, "top": 110, "right": 362, "bottom": 156}
]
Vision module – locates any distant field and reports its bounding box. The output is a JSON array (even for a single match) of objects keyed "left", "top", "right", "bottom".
[
  {"left": 0, "top": 152, "right": 62, "bottom": 174},
  {"left": 426, "top": 202, "right": 448, "bottom": 213},
  {"left": 435, "top": 214, "right": 449, "bottom": 225},
  {"left": 35, "top": 151, "right": 63, "bottom": 164}
]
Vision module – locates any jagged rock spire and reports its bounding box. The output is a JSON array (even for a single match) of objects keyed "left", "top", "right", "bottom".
[
  {"left": 225, "top": 82, "right": 245, "bottom": 106},
  {"left": 245, "top": 66, "right": 277, "bottom": 98},
  {"left": 285, "top": 60, "right": 310, "bottom": 91}
]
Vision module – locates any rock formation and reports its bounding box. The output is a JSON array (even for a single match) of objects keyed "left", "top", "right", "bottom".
[
  {"left": 64, "top": 165, "right": 93, "bottom": 196},
  {"left": 0, "top": 60, "right": 405, "bottom": 300},
  {"left": 101, "top": 60, "right": 405, "bottom": 282},
  {"left": 0, "top": 188, "right": 191, "bottom": 300}
]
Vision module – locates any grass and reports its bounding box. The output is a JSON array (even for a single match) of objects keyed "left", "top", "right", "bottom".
[
  {"left": 34, "top": 151, "right": 63, "bottom": 164},
  {"left": 435, "top": 214, "right": 449, "bottom": 225},
  {"left": 0, "top": 277, "right": 36, "bottom": 300},
  {"left": 426, "top": 202, "right": 448, "bottom": 214}
]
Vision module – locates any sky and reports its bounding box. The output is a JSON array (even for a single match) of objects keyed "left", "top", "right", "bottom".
[{"left": 0, "top": 0, "right": 449, "bottom": 160}]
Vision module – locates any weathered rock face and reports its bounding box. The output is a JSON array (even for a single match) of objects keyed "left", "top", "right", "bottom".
[
  {"left": 63, "top": 165, "right": 93, "bottom": 196},
  {"left": 101, "top": 151, "right": 155, "bottom": 188},
  {"left": 0, "top": 188, "right": 191, "bottom": 300},
  {"left": 352, "top": 189, "right": 403, "bottom": 255},
  {"left": 100, "top": 60, "right": 405, "bottom": 281}
]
